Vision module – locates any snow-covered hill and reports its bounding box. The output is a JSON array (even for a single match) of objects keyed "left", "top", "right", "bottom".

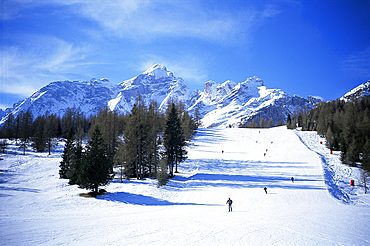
[
  {"left": 341, "top": 80, "right": 370, "bottom": 101},
  {"left": 0, "top": 64, "right": 319, "bottom": 127},
  {"left": 1, "top": 127, "right": 369, "bottom": 245}
]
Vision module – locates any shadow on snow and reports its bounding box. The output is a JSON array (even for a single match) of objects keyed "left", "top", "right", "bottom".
[
  {"left": 168, "top": 173, "right": 325, "bottom": 191},
  {"left": 97, "top": 191, "right": 221, "bottom": 206},
  {"left": 295, "top": 132, "right": 352, "bottom": 204}
]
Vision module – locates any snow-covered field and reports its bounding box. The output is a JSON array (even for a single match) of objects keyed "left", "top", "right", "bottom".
[{"left": 1, "top": 127, "right": 369, "bottom": 245}]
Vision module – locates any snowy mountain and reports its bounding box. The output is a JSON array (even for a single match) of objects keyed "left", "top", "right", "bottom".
[
  {"left": 340, "top": 80, "right": 370, "bottom": 101},
  {"left": 0, "top": 64, "right": 319, "bottom": 127},
  {"left": 108, "top": 64, "right": 190, "bottom": 113},
  {"left": 0, "top": 64, "right": 190, "bottom": 125},
  {"left": 0, "top": 78, "right": 117, "bottom": 124},
  {"left": 187, "top": 76, "right": 320, "bottom": 128}
]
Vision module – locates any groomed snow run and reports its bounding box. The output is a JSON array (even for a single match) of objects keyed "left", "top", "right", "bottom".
[{"left": 1, "top": 127, "right": 369, "bottom": 245}]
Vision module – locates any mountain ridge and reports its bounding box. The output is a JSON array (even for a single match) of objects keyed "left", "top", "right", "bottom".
[{"left": 2, "top": 64, "right": 365, "bottom": 128}]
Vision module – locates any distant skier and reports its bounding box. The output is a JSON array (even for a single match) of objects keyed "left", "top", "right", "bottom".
[
  {"left": 264, "top": 187, "right": 268, "bottom": 194},
  {"left": 226, "top": 198, "right": 233, "bottom": 212},
  {"left": 291, "top": 177, "right": 294, "bottom": 183}
]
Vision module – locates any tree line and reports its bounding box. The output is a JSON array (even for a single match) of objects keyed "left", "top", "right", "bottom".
[
  {"left": 0, "top": 108, "right": 91, "bottom": 155},
  {"left": 288, "top": 97, "right": 370, "bottom": 174},
  {"left": 0, "top": 98, "right": 198, "bottom": 193}
]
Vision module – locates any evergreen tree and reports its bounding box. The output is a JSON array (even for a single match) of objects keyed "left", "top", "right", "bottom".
[
  {"left": 31, "top": 115, "right": 47, "bottom": 152},
  {"left": 45, "top": 114, "right": 60, "bottom": 155},
  {"left": 78, "top": 126, "right": 113, "bottom": 194},
  {"left": 325, "top": 127, "right": 335, "bottom": 150},
  {"left": 18, "top": 111, "right": 33, "bottom": 155},
  {"left": 147, "top": 101, "right": 161, "bottom": 177},
  {"left": 287, "top": 114, "right": 292, "bottom": 129},
  {"left": 194, "top": 107, "right": 201, "bottom": 128},
  {"left": 122, "top": 95, "right": 150, "bottom": 179},
  {"left": 59, "top": 136, "right": 76, "bottom": 179},
  {"left": 362, "top": 137, "right": 370, "bottom": 173},
  {"left": 3, "top": 113, "right": 15, "bottom": 139},
  {"left": 164, "top": 103, "right": 187, "bottom": 177},
  {"left": 68, "top": 142, "right": 83, "bottom": 185},
  {"left": 90, "top": 107, "right": 120, "bottom": 165}
]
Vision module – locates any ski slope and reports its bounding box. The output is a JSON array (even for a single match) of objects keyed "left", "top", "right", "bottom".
[{"left": 1, "top": 127, "right": 369, "bottom": 245}]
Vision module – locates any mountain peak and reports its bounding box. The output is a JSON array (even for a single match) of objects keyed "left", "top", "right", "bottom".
[
  {"left": 143, "top": 64, "right": 173, "bottom": 79},
  {"left": 245, "top": 76, "right": 264, "bottom": 86},
  {"left": 341, "top": 80, "right": 370, "bottom": 101}
]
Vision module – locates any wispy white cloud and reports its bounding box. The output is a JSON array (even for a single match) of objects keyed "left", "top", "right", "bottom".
[
  {"left": 81, "top": 1, "right": 279, "bottom": 43},
  {"left": 0, "top": 36, "right": 90, "bottom": 97},
  {"left": 12, "top": 0, "right": 279, "bottom": 44}
]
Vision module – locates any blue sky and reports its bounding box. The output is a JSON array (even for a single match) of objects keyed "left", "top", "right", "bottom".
[{"left": 0, "top": 0, "right": 369, "bottom": 109}]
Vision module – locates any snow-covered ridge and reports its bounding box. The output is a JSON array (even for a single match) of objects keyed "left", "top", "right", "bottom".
[
  {"left": 341, "top": 80, "right": 370, "bottom": 101},
  {"left": 1, "top": 64, "right": 319, "bottom": 127}
]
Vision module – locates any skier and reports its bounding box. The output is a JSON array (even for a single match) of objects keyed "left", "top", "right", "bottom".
[
  {"left": 264, "top": 187, "right": 268, "bottom": 194},
  {"left": 226, "top": 198, "right": 233, "bottom": 212}
]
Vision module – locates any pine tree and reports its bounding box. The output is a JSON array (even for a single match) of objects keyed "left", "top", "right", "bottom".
[
  {"left": 362, "top": 137, "right": 370, "bottom": 173},
  {"left": 59, "top": 135, "right": 75, "bottom": 179},
  {"left": 325, "top": 127, "right": 335, "bottom": 150},
  {"left": 147, "top": 101, "right": 161, "bottom": 177},
  {"left": 4, "top": 113, "right": 15, "bottom": 139},
  {"left": 31, "top": 115, "right": 47, "bottom": 152},
  {"left": 68, "top": 142, "right": 82, "bottom": 185},
  {"left": 45, "top": 114, "right": 60, "bottom": 155},
  {"left": 90, "top": 107, "right": 119, "bottom": 165},
  {"left": 361, "top": 138, "right": 370, "bottom": 194},
  {"left": 78, "top": 126, "right": 113, "bottom": 194},
  {"left": 194, "top": 107, "right": 201, "bottom": 128},
  {"left": 287, "top": 114, "right": 292, "bottom": 128},
  {"left": 164, "top": 103, "right": 187, "bottom": 177},
  {"left": 122, "top": 95, "right": 150, "bottom": 179},
  {"left": 18, "top": 111, "right": 33, "bottom": 155}
]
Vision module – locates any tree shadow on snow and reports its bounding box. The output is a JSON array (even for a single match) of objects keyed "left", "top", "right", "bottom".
[
  {"left": 168, "top": 173, "right": 325, "bottom": 191},
  {"left": 97, "top": 192, "right": 221, "bottom": 206}
]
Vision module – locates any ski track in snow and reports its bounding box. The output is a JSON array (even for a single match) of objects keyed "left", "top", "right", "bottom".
[{"left": 1, "top": 127, "right": 369, "bottom": 245}]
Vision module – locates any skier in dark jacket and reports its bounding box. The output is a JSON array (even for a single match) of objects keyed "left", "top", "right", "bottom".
[{"left": 226, "top": 198, "right": 233, "bottom": 212}]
